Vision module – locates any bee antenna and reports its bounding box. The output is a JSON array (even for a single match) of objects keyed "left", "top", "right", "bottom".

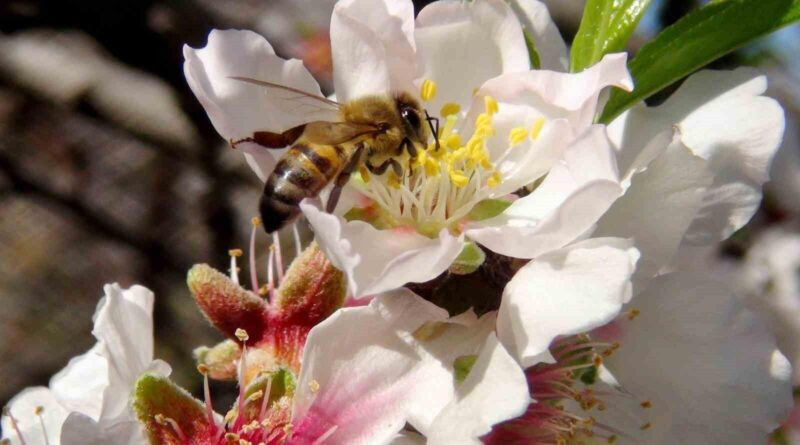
[{"left": 424, "top": 110, "right": 440, "bottom": 152}]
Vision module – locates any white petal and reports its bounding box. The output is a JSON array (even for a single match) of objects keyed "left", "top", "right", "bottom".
[
  {"left": 60, "top": 415, "right": 146, "bottom": 445},
  {"left": 738, "top": 228, "right": 800, "bottom": 385},
  {"left": 301, "top": 199, "right": 463, "bottom": 297},
  {"left": 608, "top": 68, "right": 784, "bottom": 243},
  {"left": 498, "top": 237, "right": 639, "bottom": 367},
  {"left": 331, "top": 0, "right": 416, "bottom": 101},
  {"left": 92, "top": 284, "right": 166, "bottom": 422},
  {"left": 49, "top": 344, "right": 107, "bottom": 421},
  {"left": 595, "top": 133, "right": 712, "bottom": 291},
  {"left": 2, "top": 387, "right": 69, "bottom": 445},
  {"left": 468, "top": 53, "right": 632, "bottom": 132},
  {"left": 183, "top": 29, "right": 333, "bottom": 180},
  {"left": 484, "top": 116, "right": 573, "bottom": 198},
  {"left": 467, "top": 126, "right": 622, "bottom": 259},
  {"left": 387, "top": 431, "right": 425, "bottom": 445},
  {"left": 426, "top": 334, "right": 529, "bottom": 445},
  {"left": 415, "top": 0, "right": 529, "bottom": 115},
  {"left": 292, "top": 290, "right": 495, "bottom": 444},
  {"left": 507, "top": 0, "right": 568, "bottom": 71},
  {"left": 600, "top": 270, "right": 793, "bottom": 444}
]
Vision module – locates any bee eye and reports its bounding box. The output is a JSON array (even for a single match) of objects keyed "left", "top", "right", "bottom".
[{"left": 401, "top": 107, "right": 421, "bottom": 130}]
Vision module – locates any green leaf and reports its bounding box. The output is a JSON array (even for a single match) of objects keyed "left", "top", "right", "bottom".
[
  {"left": 571, "top": 0, "right": 653, "bottom": 72},
  {"left": 600, "top": 0, "right": 800, "bottom": 123},
  {"left": 523, "top": 30, "right": 542, "bottom": 69}
]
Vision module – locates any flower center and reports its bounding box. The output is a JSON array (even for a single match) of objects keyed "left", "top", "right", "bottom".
[
  {"left": 484, "top": 333, "right": 651, "bottom": 445},
  {"left": 349, "top": 80, "right": 543, "bottom": 238}
]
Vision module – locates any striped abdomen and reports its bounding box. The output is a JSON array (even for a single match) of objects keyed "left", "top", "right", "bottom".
[{"left": 260, "top": 142, "right": 347, "bottom": 232}]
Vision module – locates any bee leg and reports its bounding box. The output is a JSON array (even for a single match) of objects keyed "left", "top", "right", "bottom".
[
  {"left": 425, "top": 111, "right": 440, "bottom": 151},
  {"left": 404, "top": 139, "right": 418, "bottom": 159},
  {"left": 230, "top": 125, "right": 306, "bottom": 149},
  {"left": 326, "top": 145, "right": 364, "bottom": 213}
]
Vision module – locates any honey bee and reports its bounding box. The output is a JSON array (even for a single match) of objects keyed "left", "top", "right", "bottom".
[{"left": 229, "top": 77, "right": 437, "bottom": 233}]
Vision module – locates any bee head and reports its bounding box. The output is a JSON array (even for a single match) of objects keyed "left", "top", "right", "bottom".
[{"left": 394, "top": 93, "right": 430, "bottom": 147}]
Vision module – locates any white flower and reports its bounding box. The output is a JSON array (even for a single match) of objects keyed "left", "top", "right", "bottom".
[
  {"left": 598, "top": 67, "right": 785, "bottom": 290},
  {"left": 1, "top": 284, "right": 170, "bottom": 445},
  {"left": 738, "top": 227, "right": 800, "bottom": 385},
  {"left": 183, "top": 0, "right": 633, "bottom": 297},
  {"left": 291, "top": 289, "right": 528, "bottom": 444}
]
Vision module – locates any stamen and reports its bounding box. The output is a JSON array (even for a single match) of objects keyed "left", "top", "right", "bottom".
[
  {"left": 229, "top": 249, "right": 243, "bottom": 285},
  {"left": 258, "top": 377, "right": 274, "bottom": 422},
  {"left": 3, "top": 406, "right": 28, "bottom": 445},
  {"left": 530, "top": 117, "right": 546, "bottom": 140},
  {"left": 236, "top": 328, "right": 249, "bottom": 430},
  {"left": 626, "top": 309, "right": 641, "bottom": 321},
  {"left": 508, "top": 127, "right": 529, "bottom": 147},
  {"left": 484, "top": 95, "right": 499, "bottom": 115},
  {"left": 198, "top": 364, "right": 216, "bottom": 425},
  {"left": 34, "top": 406, "right": 49, "bottom": 445},
  {"left": 272, "top": 233, "right": 284, "bottom": 285},
  {"left": 358, "top": 165, "right": 371, "bottom": 183},
  {"left": 292, "top": 223, "right": 302, "bottom": 259},
  {"left": 154, "top": 414, "right": 188, "bottom": 443},
  {"left": 440, "top": 102, "right": 461, "bottom": 118},
  {"left": 267, "top": 246, "right": 275, "bottom": 303},
  {"left": 420, "top": 79, "right": 437, "bottom": 102},
  {"left": 309, "top": 380, "right": 320, "bottom": 394},
  {"left": 311, "top": 425, "right": 339, "bottom": 445},
  {"left": 249, "top": 218, "right": 260, "bottom": 294}
]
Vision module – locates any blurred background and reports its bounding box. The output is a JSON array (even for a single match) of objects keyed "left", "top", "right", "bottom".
[{"left": 0, "top": 0, "right": 798, "bottom": 440}]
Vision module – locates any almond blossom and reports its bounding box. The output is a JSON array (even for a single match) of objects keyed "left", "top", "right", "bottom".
[
  {"left": 183, "top": 0, "right": 634, "bottom": 299},
  {"left": 132, "top": 228, "right": 528, "bottom": 445},
  {"left": 1, "top": 284, "right": 170, "bottom": 445}
]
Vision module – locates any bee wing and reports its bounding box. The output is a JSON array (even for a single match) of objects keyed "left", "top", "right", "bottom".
[
  {"left": 228, "top": 76, "right": 340, "bottom": 119},
  {"left": 301, "top": 121, "right": 380, "bottom": 145}
]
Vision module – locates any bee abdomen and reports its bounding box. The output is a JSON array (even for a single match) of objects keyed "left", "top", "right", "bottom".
[{"left": 260, "top": 143, "right": 344, "bottom": 232}]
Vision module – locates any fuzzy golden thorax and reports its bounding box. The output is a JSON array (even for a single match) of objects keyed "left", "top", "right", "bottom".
[{"left": 339, "top": 92, "right": 430, "bottom": 156}]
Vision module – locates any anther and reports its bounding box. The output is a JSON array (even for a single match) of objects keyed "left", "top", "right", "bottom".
[
  {"left": 309, "top": 380, "right": 320, "bottom": 394},
  {"left": 626, "top": 309, "right": 641, "bottom": 320},
  {"left": 420, "top": 79, "right": 437, "bottom": 102},
  {"left": 640, "top": 400, "right": 652, "bottom": 409},
  {"left": 531, "top": 117, "right": 546, "bottom": 139},
  {"left": 509, "top": 127, "right": 529, "bottom": 147},
  {"left": 235, "top": 328, "right": 249, "bottom": 343},
  {"left": 440, "top": 102, "right": 461, "bottom": 118},
  {"left": 640, "top": 422, "right": 652, "bottom": 431},
  {"left": 229, "top": 249, "right": 244, "bottom": 257},
  {"left": 484, "top": 95, "right": 499, "bottom": 115}
]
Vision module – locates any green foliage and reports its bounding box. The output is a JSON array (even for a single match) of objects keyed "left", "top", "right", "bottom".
[
  {"left": 571, "top": 0, "right": 653, "bottom": 72},
  {"left": 600, "top": 0, "right": 800, "bottom": 123},
  {"left": 523, "top": 30, "right": 542, "bottom": 69}
]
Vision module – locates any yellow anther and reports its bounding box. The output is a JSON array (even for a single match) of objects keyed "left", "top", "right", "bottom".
[
  {"left": 487, "top": 171, "right": 502, "bottom": 188},
  {"left": 640, "top": 422, "right": 652, "bottom": 431},
  {"left": 34, "top": 406, "right": 44, "bottom": 415},
  {"left": 235, "top": 328, "right": 249, "bottom": 342},
  {"left": 246, "top": 390, "right": 264, "bottom": 404},
  {"left": 530, "top": 117, "right": 546, "bottom": 140},
  {"left": 640, "top": 400, "right": 652, "bottom": 409},
  {"left": 475, "top": 112, "right": 492, "bottom": 129},
  {"left": 251, "top": 216, "right": 261, "bottom": 227},
  {"left": 309, "top": 379, "right": 320, "bottom": 393},
  {"left": 445, "top": 133, "right": 461, "bottom": 150},
  {"left": 440, "top": 102, "right": 461, "bottom": 117},
  {"left": 228, "top": 249, "right": 243, "bottom": 257},
  {"left": 197, "top": 364, "right": 209, "bottom": 375},
  {"left": 449, "top": 169, "right": 469, "bottom": 187},
  {"left": 358, "top": 165, "right": 371, "bottom": 183},
  {"left": 386, "top": 171, "right": 401, "bottom": 189},
  {"left": 420, "top": 79, "right": 437, "bottom": 101},
  {"left": 423, "top": 157, "right": 440, "bottom": 176},
  {"left": 508, "top": 127, "right": 529, "bottom": 147},
  {"left": 484, "top": 95, "right": 499, "bottom": 115}
]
